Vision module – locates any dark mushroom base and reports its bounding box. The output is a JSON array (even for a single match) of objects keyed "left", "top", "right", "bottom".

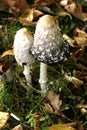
[{"left": 30, "top": 39, "right": 70, "bottom": 64}]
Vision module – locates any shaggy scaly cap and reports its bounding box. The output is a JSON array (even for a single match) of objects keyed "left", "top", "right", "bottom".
[
  {"left": 31, "top": 15, "right": 69, "bottom": 64},
  {"left": 14, "top": 28, "right": 34, "bottom": 66}
]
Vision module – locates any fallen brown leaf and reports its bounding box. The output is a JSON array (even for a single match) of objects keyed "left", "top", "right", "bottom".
[
  {"left": 65, "top": 2, "right": 87, "bottom": 21},
  {"left": 74, "top": 28, "right": 87, "bottom": 48},
  {"left": 0, "top": 50, "right": 14, "bottom": 60},
  {"left": 43, "top": 90, "right": 71, "bottom": 120},
  {"left": 0, "top": 60, "right": 14, "bottom": 82},
  {"left": 0, "top": 60, "right": 9, "bottom": 73},
  {"left": 44, "top": 102, "right": 54, "bottom": 113},
  {"left": 74, "top": 70, "right": 87, "bottom": 80},
  {"left": 19, "top": 8, "right": 43, "bottom": 26},
  {"left": 34, "top": 113, "right": 42, "bottom": 130},
  {"left": 49, "top": 123, "right": 76, "bottom": 130},
  {"left": 76, "top": 104, "right": 87, "bottom": 115},
  {"left": 5, "top": 0, "right": 29, "bottom": 15},
  {"left": 76, "top": 103, "right": 87, "bottom": 107},
  {"left": 77, "top": 63, "right": 87, "bottom": 71},
  {"left": 77, "top": 50, "right": 87, "bottom": 67},
  {"left": 12, "top": 124, "right": 23, "bottom": 130},
  {"left": 47, "top": 90, "right": 62, "bottom": 112},
  {"left": 65, "top": 74, "right": 83, "bottom": 89},
  {"left": 0, "top": 112, "right": 9, "bottom": 128},
  {"left": 70, "top": 48, "right": 83, "bottom": 60}
]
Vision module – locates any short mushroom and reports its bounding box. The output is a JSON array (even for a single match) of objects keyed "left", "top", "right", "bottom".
[
  {"left": 14, "top": 28, "right": 35, "bottom": 85},
  {"left": 30, "top": 15, "right": 69, "bottom": 93}
]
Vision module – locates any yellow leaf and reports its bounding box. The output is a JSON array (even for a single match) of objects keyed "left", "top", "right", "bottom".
[
  {"left": 49, "top": 123, "right": 76, "bottom": 130},
  {"left": 0, "top": 50, "right": 14, "bottom": 59},
  {"left": 0, "top": 112, "right": 9, "bottom": 128}
]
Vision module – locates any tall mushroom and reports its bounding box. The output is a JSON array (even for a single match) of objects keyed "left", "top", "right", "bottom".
[
  {"left": 31, "top": 15, "right": 69, "bottom": 93},
  {"left": 14, "top": 28, "right": 35, "bottom": 85}
]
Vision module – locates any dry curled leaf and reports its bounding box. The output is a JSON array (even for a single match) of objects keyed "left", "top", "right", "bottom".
[
  {"left": 12, "top": 124, "right": 23, "bottom": 130},
  {"left": 43, "top": 98, "right": 70, "bottom": 120},
  {"left": 76, "top": 104, "right": 87, "bottom": 114},
  {"left": 47, "top": 90, "right": 62, "bottom": 112},
  {"left": 0, "top": 59, "right": 14, "bottom": 82},
  {"left": 70, "top": 48, "right": 83, "bottom": 60},
  {"left": 0, "top": 112, "right": 9, "bottom": 128},
  {"left": 76, "top": 104, "right": 87, "bottom": 109},
  {"left": 74, "top": 70, "right": 87, "bottom": 80},
  {"left": 65, "top": 2, "right": 87, "bottom": 21},
  {"left": 49, "top": 123, "right": 76, "bottom": 130},
  {"left": 19, "top": 8, "right": 43, "bottom": 26},
  {"left": 65, "top": 74, "right": 83, "bottom": 89},
  {"left": 43, "top": 90, "right": 62, "bottom": 114},
  {"left": 0, "top": 50, "right": 14, "bottom": 60},
  {"left": 0, "top": 60, "right": 9, "bottom": 73},
  {"left": 44, "top": 102, "right": 54, "bottom": 113},
  {"left": 74, "top": 28, "right": 87, "bottom": 48}
]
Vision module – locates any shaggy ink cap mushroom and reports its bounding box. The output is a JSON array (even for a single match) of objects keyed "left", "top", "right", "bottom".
[
  {"left": 14, "top": 28, "right": 34, "bottom": 66},
  {"left": 31, "top": 15, "right": 69, "bottom": 64},
  {"left": 14, "top": 28, "right": 35, "bottom": 85}
]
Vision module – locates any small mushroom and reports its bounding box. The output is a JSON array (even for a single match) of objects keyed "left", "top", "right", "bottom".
[
  {"left": 31, "top": 15, "right": 69, "bottom": 93},
  {"left": 14, "top": 28, "right": 35, "bottom": 85}
]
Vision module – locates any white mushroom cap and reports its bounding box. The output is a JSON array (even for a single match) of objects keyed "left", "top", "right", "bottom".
[
  {"left": 31, "top": 15, "right": 69, "bottom": 64},
  {"left": 14, "top": 28, "right": 35, "bottom": 66}
]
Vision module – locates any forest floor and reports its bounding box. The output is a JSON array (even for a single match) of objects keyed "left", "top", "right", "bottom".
[{"left": 0, "top": 0, "right": 87, "bottom": 130}]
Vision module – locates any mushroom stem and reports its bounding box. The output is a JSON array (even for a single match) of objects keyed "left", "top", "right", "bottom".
[
  {"left": 23, "top": 65, "right": 32, "bottom": 84},
  {"left": 39, "top": 62, "right": 48, "bottom": 92}
]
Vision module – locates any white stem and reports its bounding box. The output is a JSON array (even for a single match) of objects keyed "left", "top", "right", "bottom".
[
  {"left": 39, "top": 62, "right": 48, "bottom": 93},
  {"left": 23, "top": 65, "right": 31, "bottom": 84}
]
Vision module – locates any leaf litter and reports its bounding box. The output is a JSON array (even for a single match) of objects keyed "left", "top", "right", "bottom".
[
  {"left": 0, "top": 0, "right": 87, "bottom": 130},
  {"left": 0, "top": 112, "right": 9, "bottom": 128},
  {"left": 43, "top": 90, "right": 62, "bottom": 114}
]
